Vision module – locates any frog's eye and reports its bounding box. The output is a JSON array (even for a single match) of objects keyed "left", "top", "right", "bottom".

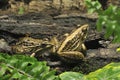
[
  {"left": 43, "top": 38, "right": 49, "bottom": 41},
  {"left": 80, "top": 24, "right": 89, "bottom": 32},
  {"left": 30, "top": 42, "right": 34, "bottom": 45},
  {"left": 41, "top": 44, "right": 48, "bottom": 47},
  {"left": 82, "top": 27, "right": 88, "bottom": 32}
]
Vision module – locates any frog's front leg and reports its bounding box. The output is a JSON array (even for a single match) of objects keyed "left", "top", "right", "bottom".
[
  {"left": 81, "top": 43, "right": 87, "bottom": 56},
  {"left": 82, "top": 43, "right": 86, "bottom": 51},
  {"left": 58, "top": 51, "right": 85, "bottom": 60}
]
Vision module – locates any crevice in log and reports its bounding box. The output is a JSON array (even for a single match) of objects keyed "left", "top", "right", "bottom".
[{"left": 85, "top": 38, "right": 105, "bottom": 49}]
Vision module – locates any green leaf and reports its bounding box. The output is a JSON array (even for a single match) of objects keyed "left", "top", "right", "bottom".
[
  {"left": 59, "top": 72, "right": 85, "bottom": 80},
  {"left": 10, "top": 70, "right": 22, "bottom": 79},
  {"left": 86, "top": 63, "right": 120, "bottom": 80},
  {"left": 104, "top": 5, "right": 117, "bottom": 15},
  {"left": 95, "top": 1, "right": 101, "bottom": 10},
  {"left": 85, "top": 0, "right": 102, "bottom": 13},
  {"left": 104, "top": 22, "right": 114, "bottom": 39},
  {"left": 41, "top": 70, "right": 56, "bottom": 80},
  {"left": 96, "top": 16, "right": 104, "bottom": 31},
  {"left": 113, "top": 35, "right": 120, "bottom": 43},
  {"left": 0, "top": 63, "right": 8, "bottom": 76},
  {"left": 0, "top": 53, "right": 57, "bottom": 80}
]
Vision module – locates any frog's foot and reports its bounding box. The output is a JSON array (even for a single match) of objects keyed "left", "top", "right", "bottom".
[
  {"left": 50, "top": 36, "right": 59, "bottom": 53},
  {"left": 30, "top": 52, "right": 36, "bottom": 57},
  {"left": 58, "top": 51, "right": 85, "bottom": 62}
]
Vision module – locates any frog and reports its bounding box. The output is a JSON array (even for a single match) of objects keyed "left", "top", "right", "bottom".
[
  {"left": 12, "top": 24, "right": 89, "bottom": 62},
  {"left": 50, "top": 24, "right": 89, "bottom": 62},
  {"left": 12, "top": 37, "right": 53, "bottom": 54}
]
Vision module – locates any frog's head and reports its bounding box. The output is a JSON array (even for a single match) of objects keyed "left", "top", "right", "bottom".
[
  {"left": 77, "top": 24, "right": 89, "bottom": 40},
  {"left": 77, "top": 24, "right": 89, "bottom": 34}
]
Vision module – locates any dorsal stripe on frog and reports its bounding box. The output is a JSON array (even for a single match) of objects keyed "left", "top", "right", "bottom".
[
  {"left": 57, "top": 24, "right": 88, "bottom": 54},
  {"left": 65, "top": 33, "right": 83, "bottom": 51}
]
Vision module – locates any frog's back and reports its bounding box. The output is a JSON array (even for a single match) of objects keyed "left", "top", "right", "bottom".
[{"left": 57, "top": 24, "right": 89, "bottom": 53}]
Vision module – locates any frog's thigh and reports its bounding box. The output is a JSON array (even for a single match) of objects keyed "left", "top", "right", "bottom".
[{"left": 59, "top": 51, "right": 84, "bottom": 59}]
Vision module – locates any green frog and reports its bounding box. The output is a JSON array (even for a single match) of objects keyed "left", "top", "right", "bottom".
[{"left": 12, "top": 24, "right": 89, "bottom": 62}]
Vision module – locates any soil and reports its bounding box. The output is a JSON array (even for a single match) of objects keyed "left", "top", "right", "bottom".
[{"left": 0, "top": 9, "right": 120, "bottom": 75}]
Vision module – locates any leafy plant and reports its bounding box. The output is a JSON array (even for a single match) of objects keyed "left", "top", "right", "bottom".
[
  {"left": 59, "top": 72, "right": 85, "bottom": 80},
  {"left": 1, "top": 53, "right": 120, "bottom": 80},
  {"left": 0, "top": 53, "right": 57, "bottom": 80},
  {"left": 58, "top": 63, "right": 120, "bottom": 80},
  {"left": 85, "top": 0, "right": 102, "bottom": 13},
  {"left": 85, "top": 0, "right": 120, "bottom": 43},
  {"left": 86, "top": 62, "right": 120, "bottom": 80}
]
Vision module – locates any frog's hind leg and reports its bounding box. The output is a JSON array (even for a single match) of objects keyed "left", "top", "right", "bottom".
[
  {"left": 58, "top": 51, "right": 85, "bottom": 63},
  {"left": 58, "top": 51, "right": 84, "bottom": 60}
]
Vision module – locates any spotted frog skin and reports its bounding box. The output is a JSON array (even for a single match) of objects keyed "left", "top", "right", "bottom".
[
  {"left": 12, "top": 37, "right": 52, "bottom": 54},
  {"left": 12, "top": 24, "right": 89, "bottom": 62},
  {"left": 51, "top": 24, "right": 89, "bottom": 62}
]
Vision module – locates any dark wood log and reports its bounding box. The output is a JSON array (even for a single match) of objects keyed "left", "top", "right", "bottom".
[{"left": 0, "top": 13, "right": 120, "bottom": 74}]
